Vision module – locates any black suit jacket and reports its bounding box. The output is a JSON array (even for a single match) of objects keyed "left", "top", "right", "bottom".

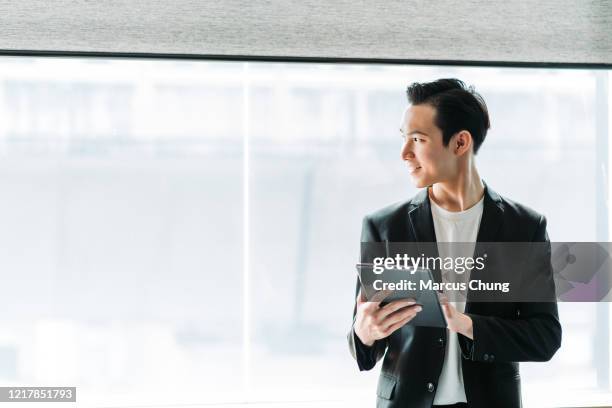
[{"left": 348, "top": 183, "right": 562, "bottom": 408}]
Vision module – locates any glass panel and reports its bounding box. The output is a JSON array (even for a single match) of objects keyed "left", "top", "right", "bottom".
[
  {"left": 0, "top": 56, "right": 608, "bottom": 407},
  {"left": 0, "top": 57, "right": 244, "bottom": 406},
  {"left": 246, "top": 63, "right": 606, "bottom": 407}
]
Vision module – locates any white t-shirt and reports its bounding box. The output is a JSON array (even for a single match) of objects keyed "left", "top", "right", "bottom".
[{"left": 430, "top": 192, "right": 484, "bottom": 405}]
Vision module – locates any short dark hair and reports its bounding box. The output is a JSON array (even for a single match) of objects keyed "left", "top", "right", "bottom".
[{"left": 406, "top": 78, "right": 490, "bottom": 154}]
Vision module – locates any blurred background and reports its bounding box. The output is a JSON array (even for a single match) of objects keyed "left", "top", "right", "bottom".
[{"left": 0, "top": 56, "right": 610, "bottom": 407}]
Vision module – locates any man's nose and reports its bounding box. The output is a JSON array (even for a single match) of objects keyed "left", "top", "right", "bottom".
[{"left": 401, "top": 139, "right": 414, "bottom": 160}]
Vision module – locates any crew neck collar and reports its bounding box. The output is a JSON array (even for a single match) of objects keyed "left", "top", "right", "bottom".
[{"left": 429, "top": 193, "right": 484, "bottom": 220}]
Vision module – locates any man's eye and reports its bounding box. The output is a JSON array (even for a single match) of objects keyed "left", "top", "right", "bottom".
[{"left": 413, "top": 137, "right": 420, "bottom": 142}]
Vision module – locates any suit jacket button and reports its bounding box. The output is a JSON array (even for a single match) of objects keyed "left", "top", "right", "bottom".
[
  {"left": 490, "top": 354, "right": 495, "bottom": 362},
  {"left": 483, "top": 353, "right": 489, "bottom": 361},
  {"left": 437, "top": 337, "right": 444, "bottom": 347},
  {"left": 427, "top": 382, "right": 435, "bottom": 393}
]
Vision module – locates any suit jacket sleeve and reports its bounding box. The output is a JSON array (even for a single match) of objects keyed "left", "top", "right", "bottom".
[
  {"left": 458, "top": 215, "right": 562, "bottom": 362},
  {"left": 347, "top": 216, "right": 389, "bottom": 371}
]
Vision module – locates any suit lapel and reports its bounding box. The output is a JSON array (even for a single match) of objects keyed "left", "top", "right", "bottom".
[
  {"left": 408, "top": 188, "right": 437, "bottom": 242},
  {"left": 408, "top": 187, "right": 442, "bottom": 283},
  {"left": 469, "top": 182, "right": 504, "bottom": 307},
  {"left": 476, "top": 182, "right": 504, "bottom": 243}
]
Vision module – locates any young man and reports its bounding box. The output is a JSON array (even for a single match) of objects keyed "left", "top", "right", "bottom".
[{"left": 347, "top": 79, "right": 561, "bottom": 408}]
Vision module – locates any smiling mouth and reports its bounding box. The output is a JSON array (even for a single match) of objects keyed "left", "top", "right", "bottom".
[{"left": 409, "top": 166, "right": 422, "bottom": 174}]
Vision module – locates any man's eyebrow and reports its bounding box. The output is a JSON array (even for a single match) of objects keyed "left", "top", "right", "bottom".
[
  {"left": 399, "top": 127, "right": 428, "bottom": 134},
  {"left": 399, "top": 128, "right": 429, "bottom": 137},
  {"left": 406, "top": 130, "right": 429, "bottom": 136}
]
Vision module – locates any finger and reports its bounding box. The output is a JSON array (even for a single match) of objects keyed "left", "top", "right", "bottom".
[
  {"left": 378, "top": 298, "right": 418, "bottom": 318},
  {"left": 383, "top": 305, "right": 422, "bottom": 328},
  {"left": 441, "top": 303, "right": 453, "bottom": 319},
  {"left": 356, "top": 290, "right": 365, "bottom": 304},
  {"left": 382, "top": 320, "right": 407, "bottom": 337},
  {"left": 441, "top": 303, "right": 449, "bottom": 315},
  {"left": 368, "top": 289, "right": 392, "bottom": 304},
  {"left": 382, "top": 309, "right": 421, "bottom": 336}
]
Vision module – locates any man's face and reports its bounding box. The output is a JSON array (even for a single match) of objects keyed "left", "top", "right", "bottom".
[{"left": 400, "top": 104, "right": 458, "bottom": 188}]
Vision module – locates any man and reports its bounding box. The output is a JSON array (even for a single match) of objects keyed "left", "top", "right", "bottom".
[{"left": 347, "top": 79, "right": 561, "bottom": 408}]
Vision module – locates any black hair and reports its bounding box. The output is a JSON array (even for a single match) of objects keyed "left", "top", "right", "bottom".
[{"left": 406, "top": 78, "right": 490, "bottom": 154}]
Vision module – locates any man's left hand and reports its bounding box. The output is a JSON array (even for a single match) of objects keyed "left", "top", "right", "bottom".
[{"left": 440, "top": 297, "right": 474, "bottom": 340}]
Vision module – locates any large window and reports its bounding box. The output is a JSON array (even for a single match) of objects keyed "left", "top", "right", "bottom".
[{"left": 0, "top": 57, "right": 610, "bottom": 407}]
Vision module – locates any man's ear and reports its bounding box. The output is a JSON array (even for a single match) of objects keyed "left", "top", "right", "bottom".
[{"left": 454, "top": 130, "right": 473, "bottom": 156}]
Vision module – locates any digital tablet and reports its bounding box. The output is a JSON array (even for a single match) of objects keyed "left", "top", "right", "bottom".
[{"left": 356, "top": 263, "right": 447, "bottom": 328}]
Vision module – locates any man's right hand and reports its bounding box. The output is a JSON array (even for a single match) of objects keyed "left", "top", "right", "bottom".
[{"left": 353, "top": 290, "right": 422, "bottom": 346}]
